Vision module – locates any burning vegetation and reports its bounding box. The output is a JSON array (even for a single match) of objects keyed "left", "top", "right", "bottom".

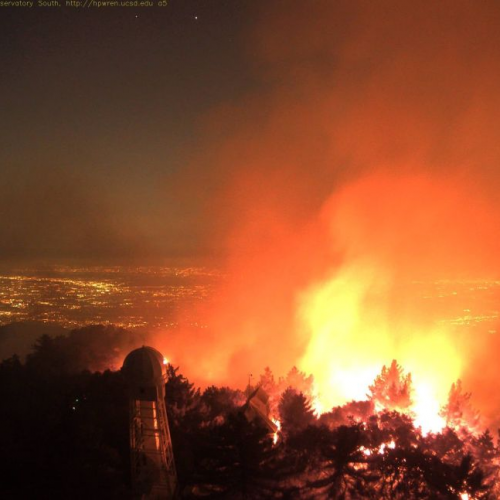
[
  {"left": 157, "top": 0, "right": 500, "bottom": 442},
  {"left": 163, "top": 361, "right": 500, "bottom": 499},
  {"left": 1, "top": 326, "right": 499, "bottom": 498},
  {"left": 161, "top": 173, "right": 500, "bottom": 436}
]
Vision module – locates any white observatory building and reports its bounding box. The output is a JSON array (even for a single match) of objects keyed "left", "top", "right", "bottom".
[{"left": 122, "top": 346, "right": 177, "bottom": 499}]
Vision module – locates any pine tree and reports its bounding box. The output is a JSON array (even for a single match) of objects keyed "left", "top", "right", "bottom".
[
  {"left": 440, "top": 379, "right": 480, "bottom": 432},
  {"left": 305, "top": 424, "right": 377, "bottom": 498},
  {"left": 258, "top": 367, "right": 279, "bottom": 415},
  {"left": 258, "top": 367, "right": 276, "bottom": 394},
  {"left": 278, "top": 387, "right": 315, "bottom": 435},
  {"left": 165, "top": 364, "right": 200, "bottom": 423},
  {"left": 189, "top": 412, "right": 282, "bottom": 499},
  {"left": 279, "top": 366, "right": 315, "bottom": 399},
  {"left": 368, "top": 360, "right": 413, "bottom": 413}
]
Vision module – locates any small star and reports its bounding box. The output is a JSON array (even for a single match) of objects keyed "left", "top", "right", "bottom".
[{"left": 194, "top": 16, "right": 198, "bottom": 20}]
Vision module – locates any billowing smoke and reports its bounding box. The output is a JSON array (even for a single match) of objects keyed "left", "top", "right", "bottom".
[{"left": 155, "top": 1, "right": 500, "bottom": 426}]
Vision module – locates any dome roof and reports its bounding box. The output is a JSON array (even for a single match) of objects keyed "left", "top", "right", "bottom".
[{"left": 122, "top": 346, "right": 166, "bottom": 387}]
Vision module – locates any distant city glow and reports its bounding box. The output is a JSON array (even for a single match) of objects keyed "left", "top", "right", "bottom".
[{"left": 0, "top": 266, "right": 220, "bottom": 330}]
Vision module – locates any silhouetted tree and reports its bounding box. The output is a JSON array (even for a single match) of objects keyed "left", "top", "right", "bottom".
[
  {"left": 366, "top": 410, "right": 419, "bottom": 450},
  {"left": 440, "top": 379, "right": 480, "bottom": 432},
  {"left": 187, "top": 411, "right": 281, "bottom": 499},
  {"left": 199, "top": 385, "right": 243, "bottom": 424},
  {"left": 320, "top": 400, "right": 375, "bottom": 428},
  {"left": 279, "top": 366, "right": 315, "bottom": 400},
  {"left": 1, "top": 336, "right": 497, "bottom": 499},
  {"left": 258, "top": 367, "right": 276, "bottom": 395},
  {"left": 368, "top": 360, "right": 413, "bottom": 413},
  {"left": 467, "top": 430, "right": 500, "bottom": 495},
  {"left": 25, "top": 325, "right": 143, "bottom": 376},
  {"left": 305, "top": 424, "right": 376, "bottom": 499},
  {"left": 165, "top": 364, "right": 200, "bottom": 422},
  {"left": 373, "top": 444, "right": 446, "bottom": 498},
  {"left": 422, "top": 427, "right": 465, "bottom": 465},
  {"left": 164, "top": 365, "right": 202, "bottom": 487},
  {"left": 449, "top": 453, "right": 488, "bottom": 499},
  {"left": 258, "top": 367, "right": 279, "bottom": 414},
  {"left": 278, "top": 388, "right": 315, "bottom": 435}
]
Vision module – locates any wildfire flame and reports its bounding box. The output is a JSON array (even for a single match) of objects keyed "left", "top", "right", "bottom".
[
  {"left": 296, "top": 260, "right": 461, "bottom": 433},
  {"left": 159, "top": 177, "right": 491, "bottom": 434},
  {"left": 359, "top": 440, "right": 396, "bottom": 458},
  {"left": 271, "top": 417, "right": 281, "bottom": 445}
]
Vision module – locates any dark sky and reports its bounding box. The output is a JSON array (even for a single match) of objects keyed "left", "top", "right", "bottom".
[
  {"left": 2, "top": 1, "right": 500, "bottom": 267},
  {"left": 0, "top": 1, "right": 256, "bottom": 263}
]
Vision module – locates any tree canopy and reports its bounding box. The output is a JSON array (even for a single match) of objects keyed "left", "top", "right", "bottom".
[{"left": 0, "top": 333, "right": 497, "bottom": 499}]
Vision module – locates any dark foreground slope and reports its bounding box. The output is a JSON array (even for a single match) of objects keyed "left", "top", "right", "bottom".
[{"left": 0, "top": 327, "right": 498, "bottom": 499}]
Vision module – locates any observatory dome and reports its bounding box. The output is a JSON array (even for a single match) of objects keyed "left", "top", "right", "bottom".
[{"left": 122, "top": 346, "right": 166, "bottom": 387}]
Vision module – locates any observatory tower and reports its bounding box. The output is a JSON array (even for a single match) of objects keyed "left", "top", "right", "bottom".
[{"left": 122, "top": 346, "right": 177, "bottom": 499}]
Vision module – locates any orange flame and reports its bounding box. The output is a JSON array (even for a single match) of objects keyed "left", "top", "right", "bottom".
[
  {"left": 296, "top": 260, "right": 461, "bottom": 433},
  {"left": 157, "top": 175, "right": 496, "bottom": 431}
]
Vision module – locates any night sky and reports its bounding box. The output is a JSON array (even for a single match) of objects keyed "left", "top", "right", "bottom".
[
  {"left": 2, "top": 1, "right": 500, "bottom": 268},
  {"left": 0, "top": 1, "right": 256, "bottom": 263}
]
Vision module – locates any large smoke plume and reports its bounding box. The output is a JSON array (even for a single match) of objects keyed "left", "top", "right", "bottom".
[{"left": 156, "top": 1, "right": 500, "bottom": 426}]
